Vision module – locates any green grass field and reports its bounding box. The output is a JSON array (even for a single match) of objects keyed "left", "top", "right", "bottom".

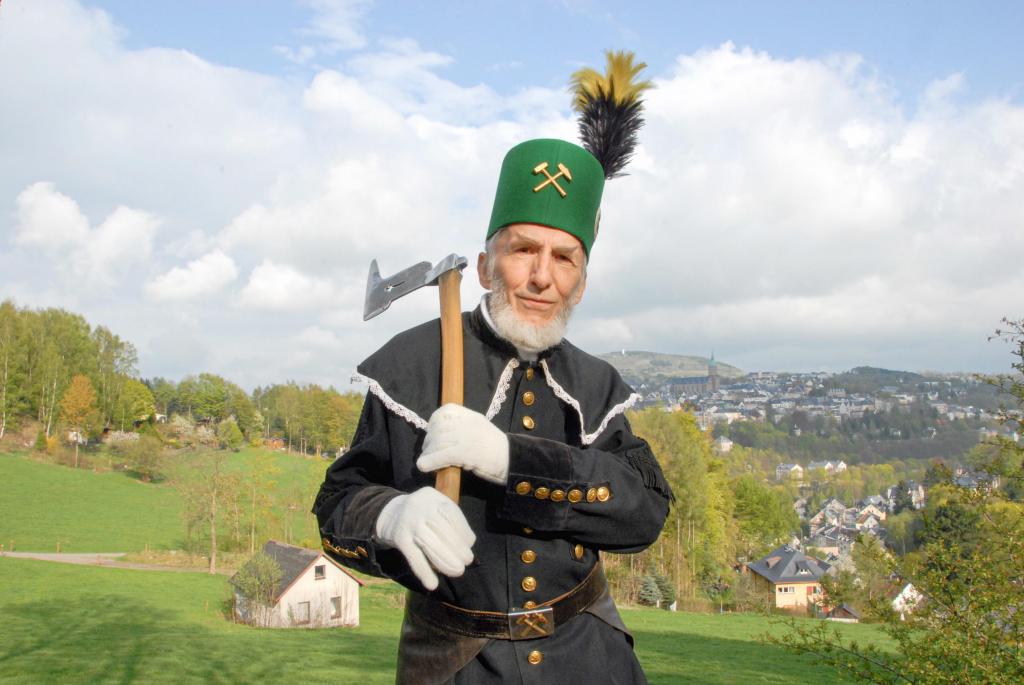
[
  {"left": 0, "top": 447, "right": 330, "bottom": 553},
  {"left": 0, "top": 556, "right": 887, "bottom": 684},
  {"left": 0, "top": 452, "right": 184, "bottom": 552}
]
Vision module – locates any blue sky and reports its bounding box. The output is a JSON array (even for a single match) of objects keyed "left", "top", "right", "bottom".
[
  {"left": 2, "top": 0, "right": 1023, "bottom": 386},
  {"left": 91, "top": 1, "right": 1024, "bottom": 105}
]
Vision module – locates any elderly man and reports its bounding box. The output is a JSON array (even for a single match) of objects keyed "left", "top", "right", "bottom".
[{"left": 313, "top": 138, "right": 673, "bottom": 684}]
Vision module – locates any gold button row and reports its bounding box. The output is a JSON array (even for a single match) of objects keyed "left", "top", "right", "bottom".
[
  {"left": 521, "top": 550, "right": 536, "bottom": 564},
  {"left": 522, "top": 391, "right": 535, "bottom": 406},
  {"left": 522, "top": 416, "right": 535, "bottom": 430},
  {"left": 522, "top": 576, "right": 537, "bottom": 592},
  {"left": 515, "top": 482, "right": 595, "bottom": 504}
]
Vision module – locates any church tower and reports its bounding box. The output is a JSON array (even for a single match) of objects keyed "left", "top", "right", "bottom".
[{"left": 709, "top": 352, "right": 719, "bottom": 392}]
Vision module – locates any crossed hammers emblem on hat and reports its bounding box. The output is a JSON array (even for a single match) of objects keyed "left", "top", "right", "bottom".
[{"left": 532, "top": 161, "right": 572, "bottom": 197}]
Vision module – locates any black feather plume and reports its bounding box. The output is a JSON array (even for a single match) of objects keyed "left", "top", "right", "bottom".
[{"left": 570, "top": 51, "right": 652, "bottom": 179}]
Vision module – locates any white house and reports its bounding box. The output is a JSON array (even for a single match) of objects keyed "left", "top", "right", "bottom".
[
  {"left": 776, "top": 463, "right": 804, "bottom": 481},
  {"left": 713, "top": 436, "right": 734, "bottom": 453},
  {"left": 232, "top": 540, "right": 365, "bottom": 628}
]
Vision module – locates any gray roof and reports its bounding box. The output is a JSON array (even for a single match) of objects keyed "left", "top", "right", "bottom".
[{"left": 747, "top": 544, "right": 832, "bottom": 584}]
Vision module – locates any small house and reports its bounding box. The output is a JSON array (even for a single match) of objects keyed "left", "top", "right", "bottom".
[
  {"left": 232, "top": 540, "right": 365, "bottom": 628},
  {"left": 747, "top": 544, "right": 832, "bottom": 611}
]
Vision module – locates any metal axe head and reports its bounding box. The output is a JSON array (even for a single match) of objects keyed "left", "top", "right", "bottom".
[{"left": 363, "top": 253, "right": 468, "bottom": 321}]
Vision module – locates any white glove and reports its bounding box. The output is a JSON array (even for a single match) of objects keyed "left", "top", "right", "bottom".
[
  {"left": 417, "top": 404, "right": 510, "bottom": 485},
  {"left": 374, "top": 486, "right": 476, "bottom": 591}
]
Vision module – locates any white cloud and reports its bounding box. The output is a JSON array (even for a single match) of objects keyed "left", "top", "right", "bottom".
[
  {"left": 237, "top": 261, "right": 337, "bottom": 311},
  {"left": 14, "top": 181, "right": 90, "bottom": 250},
  {"left": 146, "top": 251, "right": 238, "bottom": 301},
  {"left": 14, "top": 181, "right": 159, "bottom": 288}
]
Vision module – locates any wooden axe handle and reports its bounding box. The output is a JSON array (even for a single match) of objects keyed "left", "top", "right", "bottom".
[{"left": 435, "top": 268, "right": 464, "bottom": 502}]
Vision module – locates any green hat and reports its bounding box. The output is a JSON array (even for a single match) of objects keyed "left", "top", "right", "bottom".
[{"left": 486, "top": 139, "right": 604, "bottom": 255}]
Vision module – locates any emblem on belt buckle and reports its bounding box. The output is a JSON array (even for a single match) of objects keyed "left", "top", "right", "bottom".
[{"left": 509, "top": 606, "right": 554, "bottom": 640}]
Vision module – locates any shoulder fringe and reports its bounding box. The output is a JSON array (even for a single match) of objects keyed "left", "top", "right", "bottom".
[
  {"left": 355, "top": 358, "right": 521, "bottom": 432},
  {"left": 352, "top": 372, "right": 428, "bottom": 431},
  {"left": 485, "top": 359, "right": 520, "bottom": 420},
  {"left": 540, "top": 359, "right": 641, "bottom": 445}
]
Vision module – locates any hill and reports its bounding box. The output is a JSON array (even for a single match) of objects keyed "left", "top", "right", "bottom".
[
  {"left": 598, "top": 350, "right": 744, "bottom": 388},
  {"left": 0, "top": 556, "right": 888, "bottom": 684},
  {"left": 0, "top": 448, "right": 328, "bottom": 554},
  {"left": 1, "top": 452, "right": 183, "bottom": 552}
]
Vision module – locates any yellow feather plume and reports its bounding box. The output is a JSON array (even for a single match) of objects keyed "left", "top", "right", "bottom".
[{"left": 570, "top": 50, "right": 652, "bottom": 111}]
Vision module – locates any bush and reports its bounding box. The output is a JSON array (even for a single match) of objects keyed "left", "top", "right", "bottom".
[{"left": 112, "top": 434, "right": 165, "bottom": 482}]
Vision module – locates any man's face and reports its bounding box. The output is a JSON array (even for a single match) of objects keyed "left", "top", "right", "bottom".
[{"left": 477, "top": 223, "right": 586, "bottom": 326}]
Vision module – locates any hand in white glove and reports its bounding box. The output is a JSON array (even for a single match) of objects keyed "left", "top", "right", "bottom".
[
  {"left": 417, "top": 404, "right": 510, "bottom": 485},
  {"left": 374, "top": 486, "right": 476, "bottom": 591}
]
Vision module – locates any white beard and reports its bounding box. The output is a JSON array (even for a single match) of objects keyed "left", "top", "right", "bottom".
[{"left": 486, "top": 277, "right": 578, "bottom": 356}]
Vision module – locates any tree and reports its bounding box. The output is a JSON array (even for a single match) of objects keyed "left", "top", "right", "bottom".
[
  {"left": 923, "top": 460, "right": 953, "bottom": 487},
  {"left": 59, "top": 374, "right": 100, "bottom": 467},
  {"left": 232, "top": 550, "right": 283, "bottom": 626},
  {"left": 891, "top": 480, "right": 915, "bottom": 515},
  {"left": 638, "top": 575, "right": 662, "bottom": 607},
  {"left": 114, "top": 378, "right": 155, "bottom": 430},
  {"left": 217, "top": 417, "right": 244, "bottom": 451},
  {"left": 173, "top": 450, "right": 239, "bottom": 574}
]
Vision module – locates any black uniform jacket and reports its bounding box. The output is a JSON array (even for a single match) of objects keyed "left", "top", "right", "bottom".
[{"left": 312, "top": 305, "right": 673, "bottom": 682}]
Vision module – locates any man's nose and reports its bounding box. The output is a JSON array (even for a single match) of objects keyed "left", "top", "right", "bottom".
[{"left": 529, "top": 251, "right": 554, "bottom": 290}]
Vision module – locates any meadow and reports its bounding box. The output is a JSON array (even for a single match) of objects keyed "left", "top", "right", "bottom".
[
  {"left": 1, "top": 449, "right": 890, "bottom": 683},
  {"left": 0, "top": 556, "right": 886, "bottom": 684}
]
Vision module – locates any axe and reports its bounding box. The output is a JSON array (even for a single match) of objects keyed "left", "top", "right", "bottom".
[{"left": 364, "top": 254, "right": 469, "bottom": 502}]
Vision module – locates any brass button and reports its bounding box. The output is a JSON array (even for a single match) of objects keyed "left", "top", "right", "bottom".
[
  {"left": 534, "top": 487, "right": 550, "bottom": 500},
  {"left": 574, "top": 544, "right": 585, "bottom": 560},
  {"left": 525, "top": 368, "right": 535, "bottom": 380},
  {"left": 522, "top": 416, "right": 535, "bottom": 430},
  {"left": 586, "top": 488, "right": 597, "bottom": 503},
  {"left": 567, "top": 489, "right": 583, "bottom": 503},
  {"left": 523, "top": 600, "right": 537, "bottom": 609},
  {"left": 522, "top": 391, "right": 535, "bottom": 406},
  {"left": 515, "top": 481, "right": 532, "bottom": 496},
  {"left": 522, "top": 576, "right": 537, "bottom": 592},
  {"left": 522, "top": 527, "right": 533, "bottom": 535},
  {"left": 550, "top": 489, "right": 565, "bottom": 502},
  {"left": 521, "top": 550, "right": 537, "bottom": 564},
  {"left": 527, "top": 650, "right": 543, "bottom": 665},
  {"left": 596, "top": 486, "right": 611, "bottom": 502}
]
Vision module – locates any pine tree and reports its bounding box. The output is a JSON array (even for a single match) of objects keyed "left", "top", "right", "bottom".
[
  {"left": 654, "top": 571, "right": 676, "bottom": 609},
  {"left": 638, "top": 575, "right": 662, "bottom": 607}
]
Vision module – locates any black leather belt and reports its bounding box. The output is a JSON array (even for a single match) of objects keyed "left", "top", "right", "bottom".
[{"left": 408, "top": 563, "right": 607, "bottom": 641}]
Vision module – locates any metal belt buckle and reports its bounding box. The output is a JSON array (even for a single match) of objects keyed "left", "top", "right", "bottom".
[{"left": 508, "top": 606, "right": 554, "bottom": 640}]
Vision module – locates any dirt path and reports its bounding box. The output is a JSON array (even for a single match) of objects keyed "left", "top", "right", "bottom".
[{"left": 0, "top": 551, "right": 216, "bottom": 573}]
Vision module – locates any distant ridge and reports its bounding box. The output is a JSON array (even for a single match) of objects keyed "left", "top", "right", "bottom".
[{"left": 597, "top": 350, "right": 744, "bottom": 388}]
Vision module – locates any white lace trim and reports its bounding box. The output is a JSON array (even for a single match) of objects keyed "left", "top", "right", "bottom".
[
  {"left": 540, "top": 359, "right": 642, "bottom": 446},
  {"left": 485, "top": 359, "right": 520, "bottom": 420},
  {"left": 352, "top": 372, "right": 428, "bottom": 432}
]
